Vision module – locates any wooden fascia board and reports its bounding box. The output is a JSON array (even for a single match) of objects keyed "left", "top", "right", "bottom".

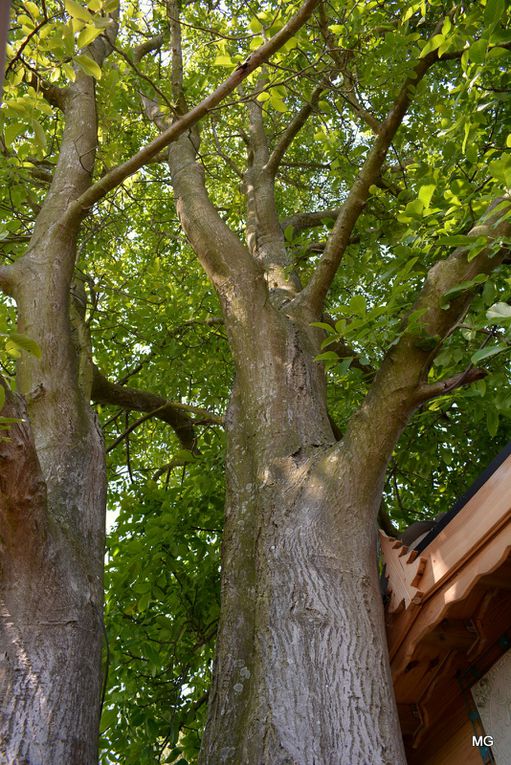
[{"left": 389, "top": 529, "right": 511, "bottom": 671}]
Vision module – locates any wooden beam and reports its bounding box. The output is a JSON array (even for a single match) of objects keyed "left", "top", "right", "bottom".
[
  {"left": 481, "top": 570, "right": 511, "bottom": 591},
  {"left": 422, "top": 619, "right": 479, "bottom": 651}
]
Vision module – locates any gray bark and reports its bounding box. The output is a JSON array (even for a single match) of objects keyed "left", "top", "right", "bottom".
[
  {"left": 0, "top": 64, "right": 109, "bottom": 764},
  {"left": 199, "top": 307, "right": 406, "bottom": 765}
]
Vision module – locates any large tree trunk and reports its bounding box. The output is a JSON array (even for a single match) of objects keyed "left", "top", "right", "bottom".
[
  {"left": 0, "top": 393, "right": 105, "bottom": 765},
  {"left": 0, "top": 61, "right": 110, "bottom": 763},
  {"left": 165, "top": 110, "right": 408, "bottom": 765},
  {"left": 199, "top": 306, "right": 406, "bottom": 764}
]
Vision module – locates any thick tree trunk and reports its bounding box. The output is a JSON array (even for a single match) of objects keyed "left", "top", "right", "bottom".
[
  {"left": 200, "top": 307, "right": 406, "bottom": 765},
  {"left": 0, "top": 63, "right": 110, "bottom": 762},
  {"left": 0, "top": 385, "right": 106, "bottom": 765}
]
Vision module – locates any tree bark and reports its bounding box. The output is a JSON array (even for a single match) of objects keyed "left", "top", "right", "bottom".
[
  {"left": 0, "top": 397, "right": 105, "bottom": 765},
  {"left": 199, "top": 304, "right": 406, "bottom": 764},
  {"left": 0, "top": 64, "right": 109, "bottom": 764}
]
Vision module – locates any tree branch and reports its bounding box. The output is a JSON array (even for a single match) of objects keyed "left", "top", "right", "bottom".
[
  {"left": 298, "top": 36, "right": 463, "bottom": 317},
  {"left": 167, "top": 0, "right": 187, "bottom": 113},
  {"left": 342, "top": 197, "right": 511, "bottom": 488},
  {"left": 26, "top": 66, "right": 69, "bottom": 110},
  {"left": 243, "top": 80, "right": 298, "bottom": 292},
  {"left": 133, "top": 34, "right": 164, "bottom": 63},
  {"left": 266, "top": 82, "right": 325, "bottom": 177},
  {"left": 63, "top": 0, "right": 321, "bottom": 223},
  {"left": 92, "top": 366, "right": 223, "bottom": 452},
  {"left": 281, "top": 207, "right": 341, "bottom": 232},
  {"left": 0, "top": 264, "right": 16, "bottom": 295},
  {"left": 112, "top": 43, "right": 172, "bottom": 110},
  {"left": 416, "top": 367, "right": 487, "bottom": 402}
]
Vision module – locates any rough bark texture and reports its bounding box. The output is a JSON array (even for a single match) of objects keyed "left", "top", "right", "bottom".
[
  {"left": 198, "top": 305, "right": 406, "bottom": 765},
  {"left": 0, "top": 54, "right": 111, "bottom": 763},
  {"left": 0, "top": 393, "right": 105, "bottom": 765}
]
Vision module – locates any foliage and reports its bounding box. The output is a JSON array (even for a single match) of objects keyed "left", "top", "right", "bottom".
[
  {"left": 101, "top": 448, "right": 224, "bottom": 765},
  {"left": 2, "top": 0, "right": 511, "bottom": 761}
]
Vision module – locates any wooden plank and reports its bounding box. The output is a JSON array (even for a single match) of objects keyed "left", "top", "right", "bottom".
[
  {"left": 410, "top": 715, "right": 481, "bottom": 765},
  {"left": 422, "top": 619, "right": 479, "bottom": 651},
  {"left": 418, "top": 456, "right": 511, "bottom": 597}
]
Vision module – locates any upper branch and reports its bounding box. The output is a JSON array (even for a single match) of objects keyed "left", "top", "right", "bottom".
[
  {"left": 91, "top": 366, "right": 223, "bottom": 452},
  {"left": 133, "top": 34, "right": 164, "bottom": 63},
  {"left": 167, "top": 0, "right": 187, "bottom": 113},
  {"left": 342, "top": 197, "right": 511, "bottom": 488},
  {"left": 281, "top": 207, "right": 341, "bottom": 232},
  {"left": 298, "top": 42, "right": 461, "bottom": 317},
  {"left": 266, "top": 82, "right": 325, "bottom": 177},
  {"left": 243, "top": 86, "right": 299, "bottom": 293},
  {"left": 63, "top": 0, "right": 321, "bottom": 224}
]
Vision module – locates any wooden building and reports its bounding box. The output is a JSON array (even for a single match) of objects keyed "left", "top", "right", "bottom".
[{"left": 381, "top": 444, "right": 511, "bottom": 764}]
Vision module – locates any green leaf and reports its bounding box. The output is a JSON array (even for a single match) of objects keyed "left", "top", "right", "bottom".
[
  {"left": 441, "top": 274, "right": 487, "bottom": 306},
  {"left": 77, "top": 24, "right": 103, "bottom": 49},
  {"left": 31, "top": 120, "right": 47, "bottom": 150},
  {"left": 419, "top": 34, "right": 444, "bottom": 59},
  {"left": 437, "top": 234, "right": 478, "bottom": 247},
  {"left": 466, "top": 142, "right": 478, "bottom": 165},
  {"left": 100, "top": 707, "right": 117, "bottom": 731},
  {"left": 137, "top": 592, "right": 151, "bottom": 612},
  {"left": 213, "top": 55, "right": 233, "bottom": 67},
  {"left": 338, "top": 357, "right": 353, "bottom": 376},
  {"left": 489, "top": 155, "right": 511, "bottom": 188},
  {"left": 404, "top": 198, "right": 424, "bottom": 217},
  {"left": 486, "top": 302, "right": 511, "bottom": 323},
  {"left": 486, "top": 408, "right": 499, "bottom": 437},
  {"left": 418, "top": 183, "right": 435, "bottom": 209},
  {"left": 0, "top": 384, "right": 5, "bottom": 412},
  {"left": 249, "top": 17, "right": 263, "bottom": 33},
  {"left": 468, "top": 38, "right": 488, "bottom": 64},
  {"left": 470, "top": 343, "right": 507, "bottom": 364},
  {"left": 310, "top": 322, "right": 336, "bottom": 333},
  {"left": 484, "top": 0, "right": 504, "bottom": 27},
  {"left": 283, "top": 225, "right": 294, "bottom": 242},
  {"left": 174, "top": 449, "right": 196, "bottom": 463},
  {"left": 269, "top": 93, "right": 287, "bottom": 112},
  {"left": 4, "top": 340, "right": 21, "bottom": 359},
  {"left": 487, "top": 45, "right": 510, "bottom": 59},
  {"left": 4, "top": 122, "right": 26, "bottom": 147},
  {"left": 2, "top": 332, "right": 42, "bottom": 358},
  {"left": 349, "top": 294, "right": 366, "bottom": 315},
  {"left": 466, "top": 235, "right": 490, "bottom": 262},
  {"left": 73, "top": 54, "right": 102, "bottom": 79},
  {"left": 25, "top": 1, "right": 40, "bottom": 16},
  {"left": 65, "top": 0, "right": 94, "bottom": 22}
]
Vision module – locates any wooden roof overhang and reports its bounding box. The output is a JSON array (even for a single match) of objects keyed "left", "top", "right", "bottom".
[{"left": 381, "top": 446, "right": 511, "bottom": 760}]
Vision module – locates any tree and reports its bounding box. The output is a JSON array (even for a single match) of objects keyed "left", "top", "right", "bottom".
[{"left": 1, "top": 0, "right": 510, "bottom": 763}]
